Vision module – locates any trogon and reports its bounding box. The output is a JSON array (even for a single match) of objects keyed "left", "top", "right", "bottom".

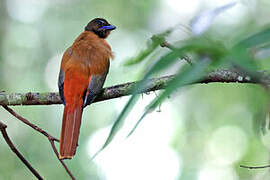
[{"left": 58, "top": 18, "right": 116, "bottom": 159}]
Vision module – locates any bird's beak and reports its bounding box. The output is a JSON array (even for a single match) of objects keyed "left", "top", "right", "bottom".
[{"left": 98, "top": 25, "right": 116, "bottom": 31}]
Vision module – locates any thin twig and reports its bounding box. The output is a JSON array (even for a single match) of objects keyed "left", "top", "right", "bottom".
[
  {"left": 240, "top": 164, "right": 270, "bottom": 169},
  {"left": 0, "top": 121, "right": 43, "bottom": 180},
  {"left": 160, "top": 40, "right": 192, "bottom": 64},
  {"left": 48, "top": 137, "right": 75, "bottom": 180},
  {"left": 2, "top": 105, "right": 76, "bottom": 180},
  {"left": 2, "top": 105, "right": 59, "bottom": 142}
]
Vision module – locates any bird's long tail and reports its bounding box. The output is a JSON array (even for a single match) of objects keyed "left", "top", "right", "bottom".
[{"left": 59, "top": 100, "right": 83, "bottom": 160}]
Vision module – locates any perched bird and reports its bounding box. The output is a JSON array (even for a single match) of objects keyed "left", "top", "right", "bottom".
[{"left": 58, "top": 18, "right": 116, "bottom": 160}]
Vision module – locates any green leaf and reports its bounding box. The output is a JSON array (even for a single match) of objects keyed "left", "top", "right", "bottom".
[
  {"left": 234, "top": 27, "right": 270, "bottom": 49},
  {"left": 124, "top": 42, "right": 160, "bottom": 66},
  {"left": 94, "top": 34, "right": 229, "bottom": 157},
  {"left": 226, "top": 29, "right": 270, "bottom": 72},
  {"left": 124, "top": 29, "right": 173, "bottom": 66},
  {"left": 128, "top": 59, "right": 212, "bottom": 137},
  {"left": 92, "top": 49, "right": 185, "bottom": 158},
  {"left": 224, "top": 28, "right": 270, "bottom": 83},
  {"left": 91, "top": 94, "right": 140, "bottom": 160},
  {"left": 253, "top": 110, "right": 268, "bottom": 136},
  {"left": 186, "top": 37, "right": 228, "bottom": 60},
  {"left": 228, "top": 47, "right": 258, "bottom": 72}
]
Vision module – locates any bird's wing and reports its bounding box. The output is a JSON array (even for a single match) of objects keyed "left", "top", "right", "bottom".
[
  {"left": 58, "top": 47, "right": 73, "bottom": 105},
  {"left": 83, "top": 61, "right": 110, "bottom": 107},
  {"left": 58, "top": 69, "right": 65, "bottom": 105}
]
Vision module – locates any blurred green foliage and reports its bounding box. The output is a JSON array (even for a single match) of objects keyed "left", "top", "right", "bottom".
[
  {"left": 105, "top": 26, "right": 270, "bottom": 153},
  {"left": 1, "top": 0, "right": 270, "bottom": 180}
]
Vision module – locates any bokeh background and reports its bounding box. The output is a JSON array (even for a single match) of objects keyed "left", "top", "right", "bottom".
[{"left": 0, "top": 0, "right": 270, "bottom": 179}]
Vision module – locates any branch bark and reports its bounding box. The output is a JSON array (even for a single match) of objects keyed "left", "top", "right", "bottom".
[
  {"left": 2, "top": 105, "right": 76, "bottom": 180},
  {"left": 0, "top": 120, "right": 43, "bottom": 180},
  {"left": 0, "top": 69, "right": 265, "bottom": 106}
]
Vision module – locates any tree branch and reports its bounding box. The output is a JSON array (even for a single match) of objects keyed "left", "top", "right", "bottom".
[
  {"left": 2, "top": 105, "right": 76, "bottom": 180},
  {"left": 0, "top": 69, "right": 266, "bottom": 106},
  {"left": 240, "top": 164, "right": 270, "bottom": 169},
  {"left": 1, "top": 69, "right": 268, "bottom": 178},
  {"left": 0, "top": 120, "right": 43, "bottom": 180},
  {"left": 159, "top": 40, "right": 192, "bottom": 64},
  {"left": 2, "top": 105, "right": 59, "bottom": 141}
]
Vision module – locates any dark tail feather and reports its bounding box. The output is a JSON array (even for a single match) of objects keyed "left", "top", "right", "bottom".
[{"left": 59, "top": 102, "right": 83, "bottom": 159}]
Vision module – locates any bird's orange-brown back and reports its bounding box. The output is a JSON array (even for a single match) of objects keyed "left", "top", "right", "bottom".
[
  {"left": 61, "top": 31, "right": 113, "bottom": 105},
  {"left": 59, "top": 31, "right": 113, "bottom": 159},
  {"left": 61, "top": 31, "right": 112, "bottom": 74}
]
